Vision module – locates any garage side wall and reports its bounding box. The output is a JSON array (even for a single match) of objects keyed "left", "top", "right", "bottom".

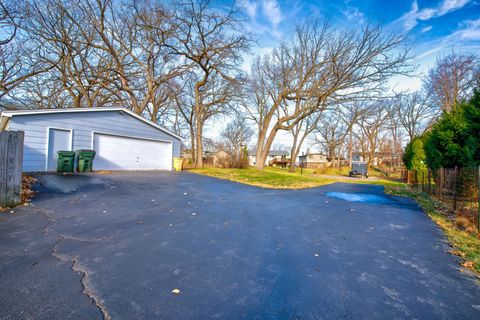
[{"left": 8, "top": 111, "right": 181, "bottom": 172}]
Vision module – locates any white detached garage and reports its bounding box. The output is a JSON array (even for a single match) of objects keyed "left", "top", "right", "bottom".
[{"left": 0, "top": 107, "right": 182, "bottom": 172}]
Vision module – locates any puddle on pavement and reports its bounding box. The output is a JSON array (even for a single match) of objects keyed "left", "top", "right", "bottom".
[{"left": 325, "top": 192, "right": 394, "bottom": 204}]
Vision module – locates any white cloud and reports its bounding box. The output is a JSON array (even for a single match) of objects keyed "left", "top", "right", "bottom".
[
  {"left": 342, "top": 7, "right": 365, "bottom": 25},
  {"left": 421, "top": 25, "right": 433, "bottom": 32},
  {"left": 239, "top": 0, "right": 283, "bottom": 39},
  {"left": 262, "top": 0, "right": 282, "bottom": 30},
  {"left": 391, "top": 0, "right": 471, "bottom": 32},
  {"left": 438, "top": 0, "right": 471, "bottom": 14},
  {"left": 457, "top": 18, "right": 480, "bottom": 40},
  {"left": 416, "top": 17, "right": 480, "bottom": 59},
  {"left": 240, "top": 0, "right": 257, "bottom": 20}
]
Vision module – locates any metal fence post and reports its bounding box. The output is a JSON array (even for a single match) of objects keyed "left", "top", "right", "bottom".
[{"left": 478, "top": 165, "right": 479, "bottom": 235}]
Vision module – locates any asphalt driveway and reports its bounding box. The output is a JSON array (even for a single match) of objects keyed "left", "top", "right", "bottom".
[{"left": 0, "top": 171, "right": 479, "bottom": 319}]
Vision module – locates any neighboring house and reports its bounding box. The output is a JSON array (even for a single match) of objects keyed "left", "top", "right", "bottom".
[
  {"left": 0, "top": 107, "right": 182, "bottom": 172},
  {"left": 267, "top": 150, "right": 290, "bottom": 168},
  {"left": 182, "top": 149, "right": 194, "bottom": 161},
  {"left": 298, "top": 153, "right": 329, "bottom": 169},
  {"left": 352, "top": 152, "right": 380, "bottom": 166},
  {"left": 248, "top": 150, "right": 291, "bottom": 167}
]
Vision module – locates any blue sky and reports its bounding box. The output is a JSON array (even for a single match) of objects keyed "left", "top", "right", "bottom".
[
  {"left": 206, "top": 1, "right": 479, "bottom": 147},
  {"left": 236, "top": 0, "right": 480, "bottom": 91}
]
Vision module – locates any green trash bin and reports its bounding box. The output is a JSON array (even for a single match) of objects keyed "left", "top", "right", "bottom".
[
  {"left": 76, "top": 150, "right": 96, "bottom": 173},
  {"left": 57, "top": 151, "right": 76, "bottom": 173}
]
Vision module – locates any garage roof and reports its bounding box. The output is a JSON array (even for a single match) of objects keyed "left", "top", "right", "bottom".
[{"left": 0, "top": 107, "right": 182, "bottom": 140}]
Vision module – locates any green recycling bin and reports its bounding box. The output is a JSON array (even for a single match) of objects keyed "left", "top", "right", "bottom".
[
  {"left": 57, "top": 151, "right": 76, "bottom": 173},
  {"left": 76, "top": 150, "right": 96, "bottom": 173}
]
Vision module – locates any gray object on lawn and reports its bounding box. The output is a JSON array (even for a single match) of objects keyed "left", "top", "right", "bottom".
[{"left": 349, "top": 161, "right": 368, "bottom": 178}]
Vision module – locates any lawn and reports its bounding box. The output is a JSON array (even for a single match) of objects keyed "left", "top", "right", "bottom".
[
  {"left": 189, "top": 167, "right": 335, "bottom": 189},
  {"left": 188, "top": 166, "right": 406, "bottom": 189}
]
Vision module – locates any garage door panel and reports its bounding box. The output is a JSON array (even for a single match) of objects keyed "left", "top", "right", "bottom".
[{"left": 93, "top": 133, "right": 172, "bottom": 170}]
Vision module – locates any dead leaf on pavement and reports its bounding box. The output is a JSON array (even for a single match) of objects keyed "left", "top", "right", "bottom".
[
  {"left": 460, "top": 261, "right": 475, "bottom": 271},
  {"left": 448, "top": 250, "right": 466, "bottom": 258}
]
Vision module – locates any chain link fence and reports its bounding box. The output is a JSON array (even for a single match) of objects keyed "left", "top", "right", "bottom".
[{"left": 407, "top": 166, "right": 480, "bottom": 234}]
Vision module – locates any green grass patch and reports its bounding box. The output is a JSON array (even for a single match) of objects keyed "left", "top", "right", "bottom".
[
  {"left": 189, "top": 166, "right": 406, "bottom": 190},
  {"left": 386, "top": 187, "right": 480, "bottom": 274},
  {"left": 189, "top": 167, "right": 335, "bottom": 189}
]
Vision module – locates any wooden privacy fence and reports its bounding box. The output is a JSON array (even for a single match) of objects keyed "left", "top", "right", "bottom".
[{"left": 0, "top": 131, "right": 24, "bottom": 208}]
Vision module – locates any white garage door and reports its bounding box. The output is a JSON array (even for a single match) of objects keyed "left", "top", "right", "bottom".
[{"left": 93, "top": 133, "right": 172, "bottom": 170}]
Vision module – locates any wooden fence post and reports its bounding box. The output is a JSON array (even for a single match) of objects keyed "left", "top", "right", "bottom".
[
  {"left": 428, "top": 169, "right": 431, "bottom": 194},
  {"left": 453, "top": 166, "right": 458, "bottom": 212},
  {"left": 0, "top": 131, "right": 24, "bottom": 208},
  {"left": 478, "top": 165, "right": 479, "bottom": 235},
  {"left": 439, "top": 167, "right": 443, "bottom": 201},
  {"left": 422, "top": 171, "right": 425, "bottom": 192}
]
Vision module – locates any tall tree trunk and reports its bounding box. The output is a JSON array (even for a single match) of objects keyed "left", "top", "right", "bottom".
[
  {"left": 189, "top": 124, "right": 196, "bottom": 163},
  {"left": 259, "top": 126, "right": 279, "bottom": 170},
  {"left": 194, "top": 82, "right": 203, "bottom": 168},
  {"left": 195, "top": 121, "right": 203, "bottom": 168},
  {"left": 255, "top": 126, "right": 268, "bottom": 170},
  {"left": 289, "top": 134, "right": 299, "bottom": 173},
  {"left": 348, "top": 129, "right": 353, "bottom": 167},
  {"left": 289, "top": 126, "right": 310, "bottom": 173},
  {"left": 255, "top": 149, "right": 265, "bottom": 169},
  {"left": 367, "top": 138, "right": 376, "bottom": 171},
  {"left": 290, "top": 148, "right": 301, "bottom": 173}
]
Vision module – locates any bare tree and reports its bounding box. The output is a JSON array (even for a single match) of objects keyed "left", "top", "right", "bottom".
[
  {"left": 336, "top": 103, "right": 367, "bottom": 166},
  {"left": 288, "top": 110, "right": 323, "bottom": 172},
  {"left": 17, "top": 0, "right": 115, "bottom": 108},
  {"left": 171, "top": 77, "right": 197, "bottom": 162},
  {"left": 9, "top": 0, "right": 186, "bottom": 119},
  {"left": 244, "top": 21, "right": 412, "bottom": 170},
  {"left": 0, "top": 1, "right": 20, "bottom": 46},
  {"left": 355, "top": 102, "right": 389, "bottom": 169},
  {"left": 220, "top": 117, "right": 253, "bottom": 168},
  {"left": 0, "top": 1, "right": 58, "bottom": 100},
  {"left": 166, "top": 0, "right": 251, "bottom": 167},
  {"left": 384, "top": 100, "right": 403, "bottom": 169},
  {"left": 393, "top": 91, "right": 438, "bottom": 142},
  {"left": 312, "top": 111, "right": 348, "bottom": 167},
  {"left": 221, "top": 118, "right": 253, "bottom": 150},
  {"left": 424, "top": 51, "right": 479, "bottom": 112}
]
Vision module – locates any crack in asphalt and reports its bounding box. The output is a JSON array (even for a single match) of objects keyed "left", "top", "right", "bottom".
[
  {"left": 52, "top": 235, "right": 110, "bottom": 320},
  {"left": 33, "top": 208, "right": 56, "bottom": 236}
]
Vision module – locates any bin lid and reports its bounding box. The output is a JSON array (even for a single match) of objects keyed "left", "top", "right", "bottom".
[
  {"left": 77, "top": 150, "right": 96, "bottom": 156},
  {"left": 57, "top": 150, "right": 76, "bottom": 156}
]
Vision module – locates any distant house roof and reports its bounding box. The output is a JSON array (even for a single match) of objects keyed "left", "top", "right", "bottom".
[
  {"left": 0, "top": 106, "right": 182, "bottom": 140},
  {"left": 268, "top": 150, "right": 290, "bottom": 156},
  {"left": 300, "top": 152, "right": 328, "bottom": 157},
  {"left": 248, "top": 149, "right": 290, "bottom": 156}
]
